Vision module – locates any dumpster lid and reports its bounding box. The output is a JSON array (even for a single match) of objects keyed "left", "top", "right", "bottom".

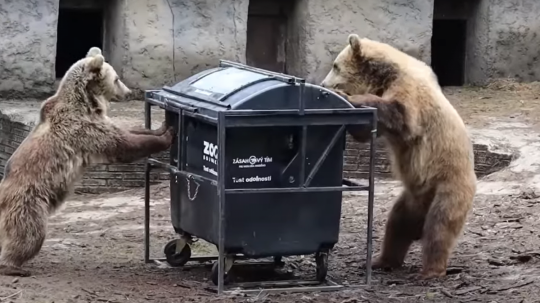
[{"left": 162, "top": 66, "right": 280, "bottom": 109}]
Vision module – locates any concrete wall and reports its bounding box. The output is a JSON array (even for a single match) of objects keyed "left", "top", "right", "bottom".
[
  {"left": 286, "top": 0, "right": 435, "bottom": 83},
  {"left": 466, "top": 0, "right": 540, "bottom": 85},
  {"left": 0, "top": 0, "right": 59, "bottom": 98},
  {"left": 3, "top": 0, "right": 540, "bottom": 98},
  {"left": 120, "top": 0, "right": 249, "bottom": 96},
  {"left": 103, "top": 0, "right": 126, "bottom": 74},
  {"left": 487, "top": 0, "right": 540, "bottom": 82},
  {"left": 465, "top": 0, "right": 491, "bottom": 85}
]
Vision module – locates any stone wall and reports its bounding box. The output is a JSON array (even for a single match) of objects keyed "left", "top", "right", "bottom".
[
  {"left": 0, "top": 0, "right": 59, "bottom": 98},
  {"left": 286, "top": 0, "right": 435, "bottom": 83},
  {"left": 118, "top": 0, "right": 250, "bottom": 98},
  {"left": 342, "top": 136, "right": 514, "bottom": 180},
  {"left": 485, "top": 0, "right": 540, "bottom": 83},
  {"left": 3, "top": 0, "right": 540, "bottom": 97},
  {"left": 465, "top": 0, "right": 540, "bottom": 85}
]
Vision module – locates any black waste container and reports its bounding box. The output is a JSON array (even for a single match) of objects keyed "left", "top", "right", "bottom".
[{"left": 144, "top": 60, "right": 377, "bottom": 289}]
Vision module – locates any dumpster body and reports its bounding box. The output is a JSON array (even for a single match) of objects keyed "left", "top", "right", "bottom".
[{"left": 144, "top": 61, "right": 378, "bottom": 289}]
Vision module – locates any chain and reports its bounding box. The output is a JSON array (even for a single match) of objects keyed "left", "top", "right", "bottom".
[{"left": 186, "top": 175, "right": 200, "bottom": 201}]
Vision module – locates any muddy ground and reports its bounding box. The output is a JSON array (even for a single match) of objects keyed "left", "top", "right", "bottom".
[{"left": 2, "top": 82, "right": 540, "bottom": 302}]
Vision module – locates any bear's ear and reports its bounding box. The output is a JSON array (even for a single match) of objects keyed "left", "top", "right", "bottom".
[
  {"left": 86, "top": 47, "right": 102, "bottom": 58},
  {"left": 348, "top": 34, "right": 362, "bottom": 55},
  {"left": 87, "top": 54, "right": 104, "bottom": 72}
]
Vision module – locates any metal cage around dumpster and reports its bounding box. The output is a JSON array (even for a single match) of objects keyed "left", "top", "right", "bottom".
[{"left": 142, "top": 60, "right": 378, "bottom": 296}]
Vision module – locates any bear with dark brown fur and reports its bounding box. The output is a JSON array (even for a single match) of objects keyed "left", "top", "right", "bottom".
[
  {"left": 0, "top": 47, "right": 173, "bottom": 277},
  {"left": 321, "top": 34, "right": 477, "bottom": 279}
]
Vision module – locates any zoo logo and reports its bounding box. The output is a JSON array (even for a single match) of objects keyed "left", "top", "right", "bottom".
[{"left": 203, "top": 141, "right": 218, "bottom": 159}]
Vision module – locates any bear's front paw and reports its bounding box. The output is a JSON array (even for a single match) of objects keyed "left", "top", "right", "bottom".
[
  {"left": 157, "top": 121, "right": 168, "bottom": 135},
  {"left": 162, "top": 127, "right": 176, "bottom": 146}
]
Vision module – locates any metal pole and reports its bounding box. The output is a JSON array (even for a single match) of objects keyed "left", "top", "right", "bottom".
[
  {"left": 365, "top": 114, "right": 377, "bottom": 285},
  {"left": 298, "top": 81, "right": 307, "bottom": 187},
  {"left": 304, "top": 126, "right": 346, "bottom": 187},
  {"left": 217, "top": 112, "right": 227, "bottom": 295},
  {"left": 144, "top": 101, "right": 152, "bottom": 263},
  {"left": 178, "top": 111, "right": 185, "bottom": 170}
]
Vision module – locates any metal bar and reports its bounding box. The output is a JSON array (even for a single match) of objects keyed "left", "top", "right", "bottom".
[
  {"left": 298, "top": 81, "right": 305, "bottom": 115},
  {"left": 176, "top": 111, "right": 182, "bottom": 168},
  {"left": 147, "top": 159, "right": 177, "bottom": 173},
  {"left": 230, "top": 280, "right": 327, "bottom": 289},
  {"left": 147, "top": 159, "right": 217, "bottom": 185},
  {"left": 220, "top": 279, "right": 343, "bottom": 295},
  {"left": 225, "top": 185, "right": 368, "bottom": 194},
  {"left": 147, "top": 158, "right": 219, "bottom": 186},
  {"left": 223, "top": 108, "right": 376, "bottom": 116},
  {"left": 342, "top": 178, "right": 364, "bottom": 187},
  {"left": 305, "top": 126, "right": 346, "bottom": 187},
  {"left": 219, "top": 59, "right": 305, "bottom": 84},
  {"left": 175, "top": 170, "right": 217, "bottom": 185},
  {"left": 216, "top": 112, "right": 227, "bottom": 295},
  {"left": 224, "top": 114, "right": 374, "bottom": 128},
  {"left": 143, "top": 102, "right": 152, "bottom": 264},
  {"left": 179, "top": 111, "right": 186, "bottom": 171},
  {"left": 145, "top": 97, "right": 166, "bottom": 108},
  {"left": 298, "top": 126, "right": 308, "bottom": 187},
  {"left": 182, "top": 110, "right": 218, "bottom": 125},
  {"left": 365, "top": 112, "right": 378, "bottom": 285}
]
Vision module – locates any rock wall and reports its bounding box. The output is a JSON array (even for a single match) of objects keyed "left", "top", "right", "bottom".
[
  {"left": 286, "top": 0, "right": 435, "bottom": 83},
  {"left": 3, "top": 0, "right": 540, "bottom": 97},
  {"left": 465, "top": 0, "right": 540, "bottom": 85},
  {"left": 119, "top": 0, "right": 250, "bottom": 97},
  {"left": 342, "top": 137, "right": 513, "bottom": 180},
  {"left": 0, "top": 0, "right": 59, "bottom": 98},
  {"left": 486, "top": 0, "right": 540, "bottom": 83}
]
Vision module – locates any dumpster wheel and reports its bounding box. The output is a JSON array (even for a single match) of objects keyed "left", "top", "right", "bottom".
[
  {"left": 163, "top": 239, "right": 192, "bottom": 267},
  {"left": 315, "top": 251, "right": 329, "bottom": 282},
  {"left": 210, "top": 257, "right": 234, "bottom": 286}
]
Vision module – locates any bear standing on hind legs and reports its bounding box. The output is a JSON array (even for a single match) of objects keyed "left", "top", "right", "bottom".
[
  {"left": 0, "top": 47, "right": 174, "bottom": 277},
  {"left": 321, "top": 34, "right": 477, "bottom": 279}
]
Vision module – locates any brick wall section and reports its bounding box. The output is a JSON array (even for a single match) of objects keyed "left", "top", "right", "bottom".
[
  {"left": 0, "top": 116, "right": 170, "bottom": 194},
  {"left": 342, "top": 135, "right": 514, "bottom": 179},
  {"left": 0, "top": 117, "right": 513, "bottom": 194}
]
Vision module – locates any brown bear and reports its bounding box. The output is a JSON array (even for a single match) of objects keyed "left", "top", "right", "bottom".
[
  {"left": 0, "top": 47, "right": 174, "bottom": 277},
  {"left": 321, "top": 34, "right": 477, "bottom": 279}
]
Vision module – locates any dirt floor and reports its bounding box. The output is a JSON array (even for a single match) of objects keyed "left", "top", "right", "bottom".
[{"left": 3, "top": 81, "right": 540, "bottom": 302}]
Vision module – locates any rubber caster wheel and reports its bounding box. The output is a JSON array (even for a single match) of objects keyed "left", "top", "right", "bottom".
[
  {"left": 274, "top": 256, "right": 285, "bottom": 267},
  {"left": 210, "top": 259, "right": 233, "bottom": 286},
  {"left": 315, "top": 252, "right": 329, "bottom": 282},
  {"left": 163, "top": 240, "right": 191, "bottom": 267}
]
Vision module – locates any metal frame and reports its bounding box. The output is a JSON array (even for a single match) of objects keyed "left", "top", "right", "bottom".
[{"left": 143, "top": 81, "right": 377, "bottom": 296}]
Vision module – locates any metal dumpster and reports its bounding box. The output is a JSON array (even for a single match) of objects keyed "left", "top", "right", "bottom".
[{"left": 143, "top": 60, "right": 377, "bottom": 295}]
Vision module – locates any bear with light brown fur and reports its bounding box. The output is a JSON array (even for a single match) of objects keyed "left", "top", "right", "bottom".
[
  {"left": 0, "top": 47, "right": 173, "bottom": 277},
  {"left": 321, "top": 34, "right": 477, "bottom": 279}
]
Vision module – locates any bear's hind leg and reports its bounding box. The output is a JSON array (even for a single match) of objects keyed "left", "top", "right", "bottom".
[
  {"left": 0, "top": 220, "right": 47, "bottom": 277},
  {"left": 421, "top": 185, "right": 473, "bottom": 279},
  {"left": 372, "top": 190, "right": 426, "bottom": 270}
]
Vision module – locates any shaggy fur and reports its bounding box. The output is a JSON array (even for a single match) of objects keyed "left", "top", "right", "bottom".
[
  {"left": 0, "top": 47, "right": 174, "bottom": 276},
  {"left": 321, "top": 34, "right": 477, "bottom": 279}
]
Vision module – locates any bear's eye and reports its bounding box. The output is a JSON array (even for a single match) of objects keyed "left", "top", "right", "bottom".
[
  {"left": 114, "top": 77, "right": 119, "bottom": 83},
  {"left": 333, "top": 63, "right": 340, "bottom": 72}
]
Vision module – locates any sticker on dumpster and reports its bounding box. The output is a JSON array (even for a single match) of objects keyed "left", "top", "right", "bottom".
[
  {"left": 203, "top": 165, "right": 218, "bottom": 177},
  {"left": 232, "top": 175, "right": 272, "bottom": 183},
  {"left": 232, "top": 156, "right": 272, "bottom": 168},
  {"left": 203, "top": 141, "right": 218, "bottom": 164}
]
